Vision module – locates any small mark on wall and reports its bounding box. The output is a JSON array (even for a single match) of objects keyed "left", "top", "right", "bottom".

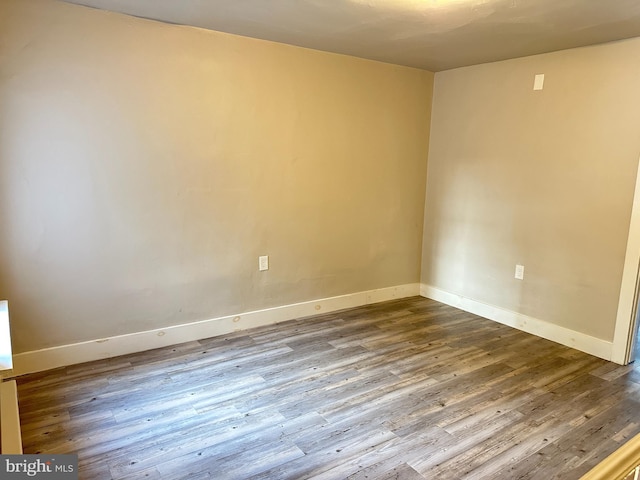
[
  {"left": 157, "top": 331, "right": 165, "bottom": 337},
  {"left": 233, "top": 316, "right": 241, "bottom": 323},
  {"left": 315, "top": 305, "right": 321, "bottom": 311}
]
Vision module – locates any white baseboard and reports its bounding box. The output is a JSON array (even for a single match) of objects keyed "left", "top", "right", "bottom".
[
  {"left": 420, "top": 284, "right": 614, "bottom": 362},
  {"left": 5, "top": 283, "right": 420, "bottom": 377}
]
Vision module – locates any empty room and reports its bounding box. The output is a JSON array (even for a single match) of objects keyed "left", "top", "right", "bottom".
[{"left": 2, "top": 0, "right": 640, "bottom": 478}]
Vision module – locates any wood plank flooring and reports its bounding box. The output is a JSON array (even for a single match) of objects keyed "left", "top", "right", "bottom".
[{"left": 14, "top": 296, "right": 640, "bottom": 479}]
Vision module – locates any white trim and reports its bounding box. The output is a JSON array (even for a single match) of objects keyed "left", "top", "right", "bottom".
[
  {"left": 0, "top": 302, "right": 12, "bottom": 371},
  {"left": 0, "top": 380, "right": 22, "bottom": 454},
  {"left": 420, "top": 284, "right": 613, "bottom": 362},
  {"left": 612, "top": 156, "right": 640, "bottom": 365},
  {"left": 4, "top": 284, "right": 420, "bottom": 378}
]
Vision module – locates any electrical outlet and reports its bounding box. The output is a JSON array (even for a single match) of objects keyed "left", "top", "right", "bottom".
[
  {"left": 515, "top": 264, "right": 524, "bottom": 280},
  {"left": 533, "top": 74, "right": 544, "bottom": 90},
  {"left": 259, "top": 255, "right": 269, "bottom": 271}
]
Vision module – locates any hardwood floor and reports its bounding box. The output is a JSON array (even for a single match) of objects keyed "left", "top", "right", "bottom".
[{"left": 14, "top": 296, "right": 640, "bottom": 479}]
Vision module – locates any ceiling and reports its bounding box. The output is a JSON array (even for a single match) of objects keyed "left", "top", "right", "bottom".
[{"left": 62, "top": 0, "right": 640, "bottom": 71}]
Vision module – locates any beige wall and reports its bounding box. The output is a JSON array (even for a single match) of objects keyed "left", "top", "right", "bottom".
[
  {"left": 0, "top": 0, "right": 433, "bottom": 353},
  {"left": 422, "top": 38, "right": 640, "bottom": 342}
]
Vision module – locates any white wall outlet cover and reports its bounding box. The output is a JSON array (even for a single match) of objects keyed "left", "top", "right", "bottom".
[
  {"left": 533, "top": 74, "right": 544, "bottom": 91},
  {"left": 515, "top": 264, "right": 525, "bottom": 280},
  {"left": 259, "top": 255, "right": 269, "bottom": 271}
]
